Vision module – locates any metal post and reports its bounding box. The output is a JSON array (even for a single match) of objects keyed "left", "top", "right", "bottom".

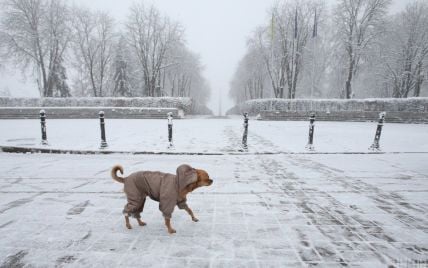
[
  {"left": 242, "top": 113, "right": 249, "bottom": 150},
  {"left": 167, "top": 112, "right": 173, "bottom": 148},
  {"left": 369, "top": 112, "right": 386, "bottom": 151},
  {"left": 305, "top": 112, "right": 316, "bottom": 151},
  {"left": 99, "top": 111, "right": 108, "bottom": 149},
  {"left": 40, "top": 110, "right": 48, "bottom": 145}
]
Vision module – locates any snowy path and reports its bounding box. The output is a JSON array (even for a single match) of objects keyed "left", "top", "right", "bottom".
[
  {"left": 0, "top": 152, "right": 427, "bottom": 267},
  {"left": 1, "top": 118, "right": 428, "bottom": 153}
]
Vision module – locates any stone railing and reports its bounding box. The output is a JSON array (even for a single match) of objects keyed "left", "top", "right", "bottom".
[
  {"left": 0, "top": 97, "right": 212, "bottom": 118},
  {"left": 227, "top": 98, "right": 428, "bottom": 123}
]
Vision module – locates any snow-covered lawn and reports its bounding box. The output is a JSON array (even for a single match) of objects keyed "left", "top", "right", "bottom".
[
  {"left": 0, "top": 118, "right": 427, "bottom": 153},
  {"left": 0, "top": 152, "right": 427, "bottom": 267}
]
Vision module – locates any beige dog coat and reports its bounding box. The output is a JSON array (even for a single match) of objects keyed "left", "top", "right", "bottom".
[{"left": 122, "top": 164, "right": 197, "bottom": 219}]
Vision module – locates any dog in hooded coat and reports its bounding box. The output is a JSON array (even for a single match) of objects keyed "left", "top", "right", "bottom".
[{"left": 111, "top": 164, "right": 213, "bottom": 234}]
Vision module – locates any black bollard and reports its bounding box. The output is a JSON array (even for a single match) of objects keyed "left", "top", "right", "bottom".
[
  {"left": 167, "top": 112, "right": 173, "bottom": 148},
  {"left": 99, "top": 111, "right": 108, "bottom": 149},
  {"left": 305, "top": 112, "right": 316, "bottom": 151},
  {"left": 369, "top": 112, "right": 386, "bottom": 151},
  {"left": 39, "top": 109, "right": 48, "bottom": 145},
  {"left": 242, "top": 113, "right": 249, "bottom": 150}
]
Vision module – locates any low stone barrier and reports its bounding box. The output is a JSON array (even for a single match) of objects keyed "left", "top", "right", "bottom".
[
  {"left": 0, "top": 97, "right": 212, "bottom": 118},
  {"left": 0, "top": 107, "right": 180, "bottom": 119},
  {"left": 0, "top": 96, "right": 191, "bottom": 108},
  {"left": 227, "top": 98, "right": 428, "bottom": 123}
]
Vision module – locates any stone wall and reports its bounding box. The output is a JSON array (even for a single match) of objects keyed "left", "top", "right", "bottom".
[
  {"left": 227, "top": 98, "right": 428, "bottom": 123},
  {"left": 0, "top": 97, "right": 212, "bottom": 118},
  {"left": 0, "top": 107, "right": 181, "bottom": 119}
]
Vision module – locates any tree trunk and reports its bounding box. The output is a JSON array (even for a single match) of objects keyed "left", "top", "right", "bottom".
[
  {"left": 345, "top": 56, "right": 355, "bottom": 99},
  {"left": 279, "top": 75, "right": 285, "bottom": 98},
  {"left": 291, "top": 53, "right": 300, "bottom": 99},
  {"left": 392, "top": 80, "right": 401, "bottom": 98},
  {"left": 37, "top": 45, "right": 48, "bottom": 97},
  {"left": 90, "top": 69, "right": 97, "bottom": 97},
  {"left": 413, "top": 61, "right": 423, "bottom": 97}
]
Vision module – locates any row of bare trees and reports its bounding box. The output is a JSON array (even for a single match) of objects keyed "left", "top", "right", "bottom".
[
  {"left": 0, "top": 0, "right": 71, "bottom": 97},
  {"left": 230, "top": 0, "right": 428, "bottom": 104},
  {"left": 0, "top": 0, "right": 210, "bottom": 104},
  {"left": 379, "top": 1, "right": 428, "bottom": 98}
]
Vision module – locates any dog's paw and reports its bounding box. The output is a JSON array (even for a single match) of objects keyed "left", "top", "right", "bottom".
[
  {"left": 192, "top": 217, "right": 199, "bottom": 222},
  {"left": 168, "top": 228, "right": 176, "bottom": 234},
  {"left": 138, "top": 221, "right": 147, "bottom": 226},
  {"left": 126, "top": 224, "right": 132, "bottom": 229}
]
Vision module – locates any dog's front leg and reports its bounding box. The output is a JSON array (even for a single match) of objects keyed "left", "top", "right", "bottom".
[
  {"left": 184, "top": 207, "right": 199, "bottom": 222},
  {"left": 164, "top": 218, "right": 176, "bottom": 234},
  {"left": 137, "top": 218, "right": 146, "bottom": 226}
]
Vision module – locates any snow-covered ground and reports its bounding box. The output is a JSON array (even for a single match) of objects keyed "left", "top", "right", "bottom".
[
  {"left": 0, "top": 118, "right": 427, "bottom": 267},
  {"left": 0, "top": 118, "right": 427, "bottom": 153},
  {"left": 0, "top": 152, "right": 427, "bottom": 267}
]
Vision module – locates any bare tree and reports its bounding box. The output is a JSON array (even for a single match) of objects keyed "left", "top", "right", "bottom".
[
  {"left": 335, "top": 0, "right": 391, "bottom": 99},
  {"left": 112, "top": 35, "right": 133, "bottom": 97},
  {"left": 380, "top": 0, "right": 428, "bottom": 98},
  {"left": 250, "top": 0, "right": 320, "bottom": 99},
  {"left": 251, "top": 26, "right": 284, "bottom": 98},
  {"left": 71, "top": 7, "right": 115, "bottom": 97},
  {"left": 0, "top": 0, "right": 72, "bottom": 97},
  {"left": 229, "top": 47, "right": 268, "bottom": 103},
  {"left": 126, "top": 3, "right": 183, "bottom": 97},
  {"left": 161, "top": 43, "right": 210, "bottom": 104},
  {"left": 45, "top": 0, "right": 72, "bottom": 97}
]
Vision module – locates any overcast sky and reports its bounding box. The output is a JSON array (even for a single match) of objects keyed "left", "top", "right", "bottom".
[{"left": 0, "top": 0, "right": 412, "bottom": 114}]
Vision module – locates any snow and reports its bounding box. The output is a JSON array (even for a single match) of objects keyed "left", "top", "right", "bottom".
[
  {"left": 0, "top": 117, "right": 427, "bottom": 153},
  {"left": 0, "top": 118, "right": 427, "bottom": 266},
  {"left": 0, "top": 151, "right": 427, "bottom": 267}
]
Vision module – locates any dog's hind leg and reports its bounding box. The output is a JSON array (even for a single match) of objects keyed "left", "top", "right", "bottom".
[
  {"left": 135, "top": 197, "right": 147, "bottom": 227},
  {"left": 123, "top": 202, "right": 135, "bottom": 229},
  {"left": 123, "top": 194, "right": 146, "bottom": 229},
  {"left": 125, "top": 215, "right": 132, "bottom": 229}
]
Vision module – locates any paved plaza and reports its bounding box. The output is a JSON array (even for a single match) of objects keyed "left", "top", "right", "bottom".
[{"left": 0, "top": 151, "right": 427, "bottom": 267}]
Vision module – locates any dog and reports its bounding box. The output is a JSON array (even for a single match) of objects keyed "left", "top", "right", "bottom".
[{"left": 111, "top": 164, "right": 213, "bottom": 234}]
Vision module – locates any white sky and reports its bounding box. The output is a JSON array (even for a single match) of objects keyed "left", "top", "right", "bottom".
[{"left": 0, "top": 0, "right": 411, "bottom": 115}]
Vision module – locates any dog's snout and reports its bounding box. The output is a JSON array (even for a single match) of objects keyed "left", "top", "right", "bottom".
[{"left": 208, "top": 179, "right": 213, "bottom": 185}]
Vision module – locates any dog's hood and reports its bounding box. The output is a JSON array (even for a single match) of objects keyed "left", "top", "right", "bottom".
[{"left": 176, "top": 164, "right": 197, "bottom": 192}]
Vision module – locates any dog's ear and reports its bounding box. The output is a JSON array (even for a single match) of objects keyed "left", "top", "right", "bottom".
[
  {"left": 185, "top": 169, "right": 196, "bottom": 179},
  {"left": 177, "top": 164, "right": 197, "bottom": 191}
]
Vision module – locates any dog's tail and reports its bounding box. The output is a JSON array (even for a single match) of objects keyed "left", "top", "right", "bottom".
[{"left": 111, "top": 165, "right": 125, "bottom": 184}]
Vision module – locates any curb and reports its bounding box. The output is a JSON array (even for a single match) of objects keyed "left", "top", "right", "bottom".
[{"left": 1, "top": 145, "right": 428, "bottom": 156}]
